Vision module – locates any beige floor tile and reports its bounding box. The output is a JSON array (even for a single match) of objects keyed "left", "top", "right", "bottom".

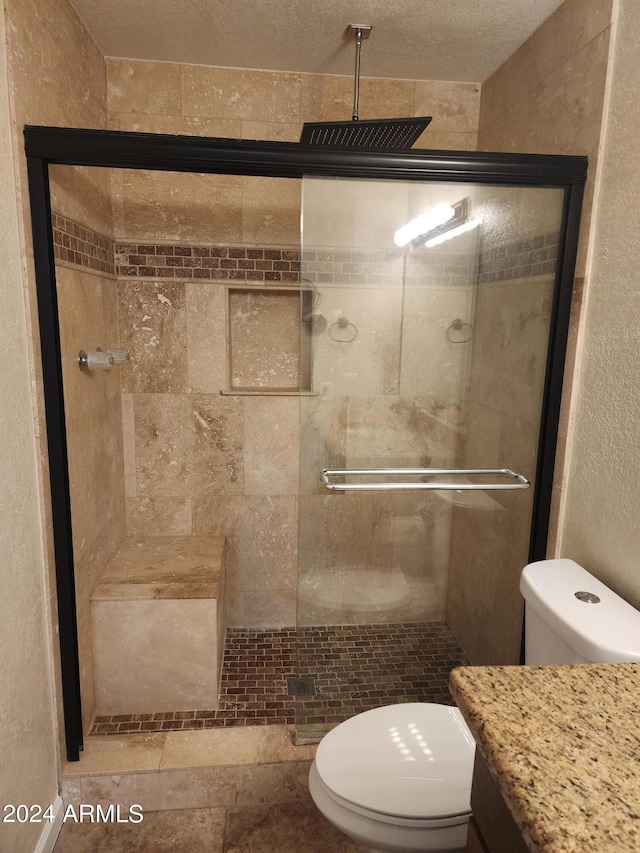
[
  {"left": 160, "top": 726, "right": 261, "bottom": 769},
  {"left": 62, "top": 734, "right": 166, "bottom": 776},
  {"left": 256, "top": 725, "right": 316, "bottom": 763},
  {"left": 159, "top": 725, "right": 316, "bottom": 771},
  {"left": 53, "top": 807, "right": 225, "bottom": 852},
  {"left": 223, "top": 798, "right": 366, "bottom": 852}
]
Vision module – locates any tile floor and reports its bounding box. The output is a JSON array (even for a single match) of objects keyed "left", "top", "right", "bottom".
[
  {"left": 53, "top": 798, "right": 367, "bottom": 852},
  {"left": 91, "top": 622, "right": 468, "bottom": 738}
]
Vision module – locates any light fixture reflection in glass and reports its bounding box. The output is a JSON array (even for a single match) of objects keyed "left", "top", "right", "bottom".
[
  {"left": 393, "top": 204, "right": 455, "bottom": 247},
  {"left": 425, "top": 217, "right": 482, "bottom": 248}
]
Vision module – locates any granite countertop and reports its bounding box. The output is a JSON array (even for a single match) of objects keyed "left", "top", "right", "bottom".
[{"left": 450, "top": 663, "right": 640, "bottom": 852}]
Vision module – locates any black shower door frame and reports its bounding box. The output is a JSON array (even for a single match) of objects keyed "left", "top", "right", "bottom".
[{"left": 23, "top": 125, "right": 586, "bottom": 760}]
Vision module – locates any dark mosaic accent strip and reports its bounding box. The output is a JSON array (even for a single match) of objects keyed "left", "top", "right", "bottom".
[
  {"left": 476, "top": 231, "right": 560, "bottom": 284},
  {"left": 89, "top": 622, "right": 468, "bottom": 735},
  {"left": 51, "top": 223, "right": 560, "bottom": 288},
  {"left": 52, "top": 213, "right": 115, "bottom": 276},
  {"left": 301, "top": 248, "right": 472, "bottom": 287},
  {"left": 115, "top": 243, "right": 301, "bottom": 283}
]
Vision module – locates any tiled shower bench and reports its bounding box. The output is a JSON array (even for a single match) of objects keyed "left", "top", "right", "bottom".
[{"left": 91, "top": 536, "right": 226, "bottom": 715}]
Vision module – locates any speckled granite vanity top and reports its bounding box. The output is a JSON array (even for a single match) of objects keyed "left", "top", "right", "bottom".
[{"left": 450, "top": 663, "right": 640, "bottom": 852}]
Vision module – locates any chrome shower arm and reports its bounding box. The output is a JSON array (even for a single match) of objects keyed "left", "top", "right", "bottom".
[{"left": 347, "top": 24, "right": 372, "bottom": 122}]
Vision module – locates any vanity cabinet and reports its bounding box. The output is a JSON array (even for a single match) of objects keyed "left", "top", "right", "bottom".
[{"left": 466, "top": 752, "right": 529, "bottom": 853}]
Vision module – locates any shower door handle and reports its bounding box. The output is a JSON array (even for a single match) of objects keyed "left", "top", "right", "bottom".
[{"left": 321, "top": 468, "right": 531, "bottom": 491}]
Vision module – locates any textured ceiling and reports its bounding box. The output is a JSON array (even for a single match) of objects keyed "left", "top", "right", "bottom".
[{"left": 70, "top": 0, "right": 565, "bottom": 83}]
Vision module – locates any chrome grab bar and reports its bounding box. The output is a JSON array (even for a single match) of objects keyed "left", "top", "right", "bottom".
[{"left": 321, "top": 468, "right": 530, "bottom": 491}]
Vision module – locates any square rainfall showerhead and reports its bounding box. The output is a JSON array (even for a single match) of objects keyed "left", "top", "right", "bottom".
[{"left": 299, "top": 116, "right": 432, "bottom": 151}]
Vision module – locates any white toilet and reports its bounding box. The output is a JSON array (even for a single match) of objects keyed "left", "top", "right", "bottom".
[{"left": 309, "top": 558, "right": 640, "bottom": 852}]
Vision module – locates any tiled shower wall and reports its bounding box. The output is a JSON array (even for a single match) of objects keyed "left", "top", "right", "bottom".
[
  {"left": 101, "top": 61, "right": 483, "bottom": 627},
  {"left": 51, "top": 183, "right": 123, "bottom": 734},
  {"left": 446, "top": 187, "right": 563, "bottom": 664}
]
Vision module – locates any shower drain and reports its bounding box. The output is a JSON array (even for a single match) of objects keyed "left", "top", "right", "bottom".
[{"left": 287, "top": 676, "right": 316, "bottom": 697}]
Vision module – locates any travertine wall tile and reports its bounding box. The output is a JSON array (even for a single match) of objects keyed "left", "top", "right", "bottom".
[
  {"left": 7, "top": 0, "right": 106, "bottom": 131},
  {"left": 414, "top": 129, "right": 477, "bottom": 151},
  {"left": 57, "top": 268, "right": 124, "bottom": 561},
  {"left": 181, "top": 65, "right": 302, "bottom": 122},
  {"left": 414, "top": 81, "right": 481, "bottom": 133},
  {"left": 133, "top": 393, "right": 244, "bottom": 498},
  {"left": 193, "top": 494, "right": 296, "bottom": 626},
  {"left": 74, "top": 517, "right": 126, "bottom": 733},
  {"left": 228, "top": 289, "right": 300, "bottom": 390},
  {"left": 242, "top": 397, "right": 299, "bottom": 496},
  {"left": 119, "top": 169, "right": 243, "bottom": 243},
  {"left": 125, "top": 496, "right": 193, "bottom": 537},
  {"left": 478, "top": 0, "right": 613, "bottom": 280},
  {"left": 104, "top": 56, "right": 486, "bottom": 630},
  {"left": 50, "top": 166, "right": 114, "bottom": 241},
  {"left": 242, "top": 176, "right": 300, "bottom": 247},
  {"left": 92, "top": 598, "right": 220, "bottom": 714},
  {"left": 118, "top": 279, "right": 188, "bottom": 393},
  {"left": 185, "top": 282, "right": 227, "bottom": 393},
  {"left": 112, "top": 111, "right": 241, "bottom": 138},
  {"left": 356, "top": 77, "right": 416, "bottom": 119},
  {"left": 121, "top": 392, "right": 136, "bottom": 497},
  {"left": 56, "top": 264, "right": 126, "bottom": 728},
  {"left": 242, "top": 120, "right": 301, "bottom": 143},
  {"left": 299, "top": 73, "right": 352, "bottom": 122},
  {"left": 106, "top": 58, "right": 181, "bottom": 116}
]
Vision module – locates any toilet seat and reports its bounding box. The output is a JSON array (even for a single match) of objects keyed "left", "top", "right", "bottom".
[{"left": 314, "top": 703, "right": 475, "bottom": 823}]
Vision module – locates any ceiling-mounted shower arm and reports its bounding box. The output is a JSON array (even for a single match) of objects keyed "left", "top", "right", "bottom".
[
  {"left": 347, "top": 24, "right": 372, "bottom": 122},
  {"left": 299, "top": 24, "right": 430, "bottom": 150}
]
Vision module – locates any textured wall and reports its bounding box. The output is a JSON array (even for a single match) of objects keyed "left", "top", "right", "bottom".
[
  {"left": 3, "top": 0, "right": 112, "bottom": 769},
  {"left": 559, "top": 0, "right": 640, "bottom": 607},
  {"left": 0, "top": 4, "right": 57, "bottom": 851}
]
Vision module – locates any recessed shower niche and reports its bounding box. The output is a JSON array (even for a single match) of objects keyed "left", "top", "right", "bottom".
[
  {"left": 25, "top": 128, "right": 585, "bottom": 759},
  {"left": 226, "top": 286, "right": 312, "bottom": 393}
]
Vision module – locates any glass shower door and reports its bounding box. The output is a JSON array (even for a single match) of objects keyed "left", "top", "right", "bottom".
[{"left": 295, "top": 176, "right": 566, "bottom": 741}]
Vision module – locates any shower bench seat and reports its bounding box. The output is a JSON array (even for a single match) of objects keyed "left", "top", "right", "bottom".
[{"left": 91, "top": 535, "right": 226, "bottom": 716}]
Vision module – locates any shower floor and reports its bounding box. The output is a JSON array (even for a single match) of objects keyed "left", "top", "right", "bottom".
[{"left": 90, "top": 622, "right": 468, "bottom": 737}]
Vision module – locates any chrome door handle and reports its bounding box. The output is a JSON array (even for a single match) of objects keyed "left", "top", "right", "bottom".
[{"left": 321, "top": 468, "right": 530, "bottom": 491}]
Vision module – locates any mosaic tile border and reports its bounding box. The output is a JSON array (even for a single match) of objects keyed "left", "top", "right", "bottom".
[
  {"left": 476, "top": 231, "right": 559, "bottom": 284},
  {"left": 51, "top": 213, "right": 559, "bottom": 289},
  {"left": 52, "top": 213, "right": 115, "bottom": 275},
  {"left": 115, "top": 244, "right": 301, "bottom": 282},
  {"left": 89, "top": 622, "right": 468, "bottom": 736}
]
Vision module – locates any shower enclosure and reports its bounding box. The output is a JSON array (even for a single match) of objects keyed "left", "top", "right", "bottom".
[
  {"left": 24, "top": 127, "right": 585, "bottom": 759},
  {"left": 294, "top": 176, "right": 570, "bottom": 739}
]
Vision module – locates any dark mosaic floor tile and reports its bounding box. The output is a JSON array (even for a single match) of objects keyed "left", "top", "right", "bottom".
[{"left": 89, "top": 622, "right": 468, "bottom": 737}]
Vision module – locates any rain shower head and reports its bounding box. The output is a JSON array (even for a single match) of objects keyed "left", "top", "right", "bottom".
[{"left": 299, "top": 25, "right": 432, "bottom": 152}]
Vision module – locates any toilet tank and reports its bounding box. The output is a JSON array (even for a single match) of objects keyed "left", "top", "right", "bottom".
[{"left": 520, "top": 559, "right": 640, "bottom": 665}]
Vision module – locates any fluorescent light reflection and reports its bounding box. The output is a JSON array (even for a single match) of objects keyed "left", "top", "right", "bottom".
[
  {"left": 393, "top": 204, "right": 455, "bottom": 247},
  {"left": 425, "top": 217, "right": 482, "bottom": 247},
  {"left": 387, "top": 722, "right": 436, "bottom": 762}
]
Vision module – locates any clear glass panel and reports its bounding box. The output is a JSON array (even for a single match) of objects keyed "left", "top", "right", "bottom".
[{"left": 296, "top": 177, "right": 565, "bottom": 740}]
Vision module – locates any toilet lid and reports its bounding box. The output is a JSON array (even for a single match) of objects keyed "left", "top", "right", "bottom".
[{"left": 315, "top": 703, "right": 475, "bottom": 820}]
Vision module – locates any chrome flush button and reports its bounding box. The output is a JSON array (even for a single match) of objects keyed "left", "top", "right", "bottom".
[{"left": 575, "top": 590, "right": 601, "bottom": 604}]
